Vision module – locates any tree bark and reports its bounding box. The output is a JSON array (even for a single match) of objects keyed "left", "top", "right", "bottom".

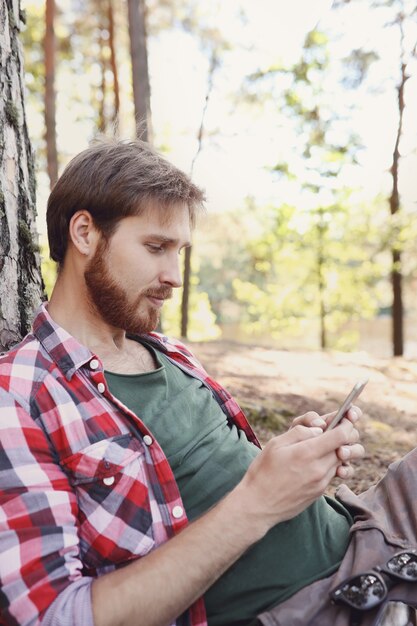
[
  {"left": 44, "top": 0, "right": 58, "bottom": 188},
  {"left": 127, "top": 0, "right": 152, "bottom": 142},
  {"left": 0, "top": 0, "right": 44, "bottom": 351}
]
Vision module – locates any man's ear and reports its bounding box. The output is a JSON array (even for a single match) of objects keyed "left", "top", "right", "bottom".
[{"left": 68, "top": 211, "right": 99, "bottom": 256}]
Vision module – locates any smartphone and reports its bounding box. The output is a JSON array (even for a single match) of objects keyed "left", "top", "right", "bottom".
[{"left": 327, "top": 379, "right": 368, "bottom": 430}]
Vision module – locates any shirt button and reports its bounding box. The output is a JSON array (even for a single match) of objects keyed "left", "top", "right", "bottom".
[
  {"left": 97, "top": 382, "right": 106, "bottom": 393},
  {"left": 172, "top": 505, "right": 184, "bottom": 519},
  {"left": 143, "top": 435, "right": 153, "bottom": 446},
  {"left": 103, "top": 476, "right": 115, "bottom": 486},
  {"left": 90, "top": 359, "right": 99, "bottom": 370}
]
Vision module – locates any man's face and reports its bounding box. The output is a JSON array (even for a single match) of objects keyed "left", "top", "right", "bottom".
[{"left": 84, "top": 205, "right": 191, "bottom": 334}]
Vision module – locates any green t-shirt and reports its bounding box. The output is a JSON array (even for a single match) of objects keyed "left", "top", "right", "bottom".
[{"left": 105, "top": 343, "right": 352, "bottom": 626}]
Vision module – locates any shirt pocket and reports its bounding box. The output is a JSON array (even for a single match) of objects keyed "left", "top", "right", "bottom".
[{"left": 61, "top": 434, "right": 155, "bottom": 570}]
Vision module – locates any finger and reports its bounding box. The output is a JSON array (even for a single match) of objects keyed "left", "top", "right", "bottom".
[
  {"left": 332, "top": 422, "right": 360, "bottom": 450},
  {"left": 290, "top": 411, "right": 326, "bottom": 430},
  {"left": 346, "top": 405, "right": 362, "bottom": 423},
  {"left": 336, "top": 462, "right": 354, "bottom": 480},
  {"left": 271, "top": 423, "right": 324, "bottom": 450},
  {"left": 336, "top": 443, "right": 365, "bottom": 463},
  {"left": 322, "top": 405, "right": 363, "bottom": 428},
  {"left": 316, "top": 451, "right": 345, "bottom": 485},
  {"left": 306, "top": 419, "right": 357, "bottom": 458},
  {"left": 337, "top": 443, "right": 365, "bottom": 463},
  {"left": 288, "top": 420, "right": 359, "bottom": 485},
  {"left": 296, "top": 432, "right": 344, "bottom": 478},
  {"left": 306, "top": 430, "right": 362, "bottom": 483}
]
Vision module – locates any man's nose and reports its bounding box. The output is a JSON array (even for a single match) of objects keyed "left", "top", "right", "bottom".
[{"left": 160, "top": 256, "right": 183, "bottom": 288}]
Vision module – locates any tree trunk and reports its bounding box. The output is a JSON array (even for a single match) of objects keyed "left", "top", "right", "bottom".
[
  {"left": 0, "top": 0, "right": 44, "bottom": 351},
  {"left": 318, "top": 261, "right": 326, "bottom": 350},
  {"left": 108, "top": 0, "right": 120, "bottom": 126},
  {"left": 317, "top": 211, "right": 327, "bottom": 350},
  {"left": 44, "top": 0, "right": 58, "bottom": 188},
  {"left": 390, "top": 60, "right": 407, "bottom": 357},
  {"left": 127, "top": 0, "right": 152, "bottom": 142},
  {"left": 180, "top": 246, "right": 191, "bottom": 338},
  {"left": 97, "top": 5, "right": 107, "bottom": 134},
  {"left": 180, "top": 50, "right": 217, "bottom": 339}
]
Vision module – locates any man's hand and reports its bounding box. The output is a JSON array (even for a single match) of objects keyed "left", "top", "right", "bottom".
[
  {"left": 289, "top": 406, "right": 364, "bottom": 479},
  {"left": 234, "top": 418, "right": 360, "bottom": 538}
]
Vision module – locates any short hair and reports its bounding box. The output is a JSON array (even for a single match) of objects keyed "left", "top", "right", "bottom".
[{"left": 46, "top": 138, "right": 205, "bottom": 264}]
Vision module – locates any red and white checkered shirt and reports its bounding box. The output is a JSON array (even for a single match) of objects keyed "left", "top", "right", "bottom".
[{"left": 0, "top": 304, "right": 260, "bottom": 626}]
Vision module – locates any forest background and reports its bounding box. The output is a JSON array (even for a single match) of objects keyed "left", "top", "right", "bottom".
[{"left": 21, "top": 0, "right": 417, "bottom": 359}]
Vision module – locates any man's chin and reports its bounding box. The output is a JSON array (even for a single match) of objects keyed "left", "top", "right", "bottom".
[{"left": 125, "top": 312, "right": 160, "bottom": 335}]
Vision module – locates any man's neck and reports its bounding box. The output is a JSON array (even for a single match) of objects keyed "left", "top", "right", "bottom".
[
  {"left": 48, "top": 272, "right": 157, "bottom": 375},
  {"left": 48, "top": 272, "right": 127, "bottom": 355}
]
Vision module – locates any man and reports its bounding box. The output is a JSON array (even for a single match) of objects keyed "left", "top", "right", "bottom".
[{"left": 0, "top": 138, "right": 411, "bottom": 626}]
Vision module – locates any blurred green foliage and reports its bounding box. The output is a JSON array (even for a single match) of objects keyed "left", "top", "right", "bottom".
[
  {"left": 40, "top": 243, "right": 57, "bottom": 298},
  {"left": 21, "top": 1, "right": 417, "bottom": 351}
]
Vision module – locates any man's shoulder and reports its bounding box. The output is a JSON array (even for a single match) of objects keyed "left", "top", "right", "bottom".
[
  {"left": 0, "top": 332, "right": 53, "bottom": 405},
  {"left": 1, "top": 331, "right": 42, "bottom": 361}
]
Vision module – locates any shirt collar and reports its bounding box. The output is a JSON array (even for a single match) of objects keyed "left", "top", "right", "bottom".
[{"left": 32, "top": 303, "right": 94, "bottom": 380}]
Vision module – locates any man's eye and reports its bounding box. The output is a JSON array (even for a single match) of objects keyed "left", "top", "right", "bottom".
[{"left": 147, "top": 244, "right": 164, "bottom": 254}]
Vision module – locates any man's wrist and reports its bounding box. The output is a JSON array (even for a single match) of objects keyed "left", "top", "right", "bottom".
[{"left": 220, "top": 481, "right": 272, "bottom": 546}]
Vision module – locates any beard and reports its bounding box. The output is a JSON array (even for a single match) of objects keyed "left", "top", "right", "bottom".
[{"left": 84, "top": 237, "right": 172, "bottom": 335}]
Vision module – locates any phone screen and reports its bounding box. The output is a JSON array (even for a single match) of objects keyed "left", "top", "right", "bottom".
[{"left": 327, "top": 379, "right": 368, "bottom": 430}]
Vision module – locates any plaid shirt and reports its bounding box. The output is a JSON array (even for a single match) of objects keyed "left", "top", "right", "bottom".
[{"left": 0, "top": 304, "right": 260, "bottom": 626}]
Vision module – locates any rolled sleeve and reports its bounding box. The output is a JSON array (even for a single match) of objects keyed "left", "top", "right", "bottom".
[{"left": 42, "top": 577, "right": 94, "bottom": 626}]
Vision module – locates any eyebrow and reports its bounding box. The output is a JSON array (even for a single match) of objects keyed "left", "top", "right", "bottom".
[{"left": 145, "top": 234, "right": 192, "bottom": 248}]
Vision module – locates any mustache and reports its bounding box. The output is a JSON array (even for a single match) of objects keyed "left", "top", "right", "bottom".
[{"left": 143, "top": 287, "right": 173, "bottom": 300}]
